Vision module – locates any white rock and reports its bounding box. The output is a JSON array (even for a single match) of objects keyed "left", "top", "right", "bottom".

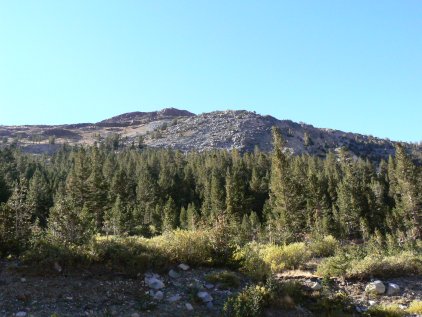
[
  {"left": 145, "top": 276, "right": 165, "bottom": 290},
  {"left": 178, "top": 263, "right": 190, "bottom": 271},
  {"left": 169, "top": 269, "right": 180, "bottom": 279},
  {"left": 153, "top": 290, "right": 164, "bottom": 301},
  {"left": 167, "top": 294, "right": 182, "bottom": 302},
  {"left": 131, "top": 313, "right": 140, "bottom": 317},
  {"left": 310, "top": 282, "right": 322, "bottom": 291},
  {"left": 20, "top": 278, "right": 26, "bottom": 282},
  {"left": 205, "top": 283, "right": 215, "bottom": 289},
  {"left": 368, "top": 300, "right": 376, "bottom": 306},
  {"left": 16, "top": 312, "right": 27, "bottom": 317},
  {"left": 386, "top": 283, "right": 400, "bottom": 296},
  {"left": 185, "top": 303, "right": 194, "bottom": 311},
  {"left": 365, "top": 280, "right": 385, "bottom": 295},
  {"left": 197, "top": 291, "right": 213, "bottom": 303}
]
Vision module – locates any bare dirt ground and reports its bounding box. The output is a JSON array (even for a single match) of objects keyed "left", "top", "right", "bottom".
[{"left": 0, "top": 260, "right": 239, "bottom": 317}]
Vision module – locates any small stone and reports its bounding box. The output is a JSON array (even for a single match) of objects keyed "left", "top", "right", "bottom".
[
  {"left": 310, "top": 282, "right": 322, "bottom": 291},
  {"left": 178, "top": 263, "right": 190, "bottom": 271},
  {"left": 66, "top": 296, "right": 73, "bottom": 300},
  {"left": 197, "top": 291, "right": 213, "bottom": 303},
  {"left": 368, "top": 300, "right": 376, "bottom": 306},
  {"left": 365, "top": 280, "right": 385, "bottom": 295},
  {"left": 20, "top": 278, "right": 26, "bottom": 283},
  {"left": 131, "top": 313, "right": 140, "bottom": 317},
  {"left": 16, "top": 312, "right": 27, "bottom": 317},
  {"left": 386, "top": 283, "right": 400, "bottom": 296},
  {"left": 356, "top": 306, "right": 368, "bottom": 313},
  {"left": 205, "top": 283, "right": 214, "bottom": 289},
  {"left": 185, "top": 303, "right": 194, "bottom": 311},
  {"left": 54, "top": 262, "right": 62, "bottom": 273},
  {"left": 206, "top": 301, "right": 214, "bottom": 310},
  {"left": 169, "top": 269, "right": 180, "bottom": 279},
  {"left": 153, "top": 291, "right": 164, "bottom": 301},
  {"left": 167, "top": 294, "right": 182, "bottom": 302}
]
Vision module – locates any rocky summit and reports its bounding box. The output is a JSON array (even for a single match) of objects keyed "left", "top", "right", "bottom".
[{"left": 0, "top": 107, "right": 420, "bottom": 160}]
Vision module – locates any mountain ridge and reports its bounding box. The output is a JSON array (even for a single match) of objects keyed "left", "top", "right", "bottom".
[{"left": 0, "top": 108, "right": 420, "bottom": 160}]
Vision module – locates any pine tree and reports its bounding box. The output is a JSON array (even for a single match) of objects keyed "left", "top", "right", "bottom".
[
  {"left": 179, "top": 206, "right": 188, "bottom": 229},
  {"left": 268, "top": 127, "right": 304, "bottom": 242},
  {"left": 6, "top": 178, "right": 33, "bottom": 247},
  {"left": 103, "top": 196, "right": 123, "bottom": 236},
  {"left": 162, "top": 197, "right": 178, "bottom": 232},
  {"left": 27, "top": 169, "right": 52, "bottom": 227},
  {"left": 186, "top": 203, "right": 199, "bottom": 231},
  {"left": 86, "top": 148, "right": 108, "bottom": 231},
  {"left": 48, "top": 194, "right": 92, "bottom": 245},
  {"left": 392, "top": 144, "right": 421, "bottom": 239}
]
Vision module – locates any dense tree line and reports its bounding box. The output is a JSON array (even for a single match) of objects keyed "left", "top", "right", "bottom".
[{"left": 0, "top": 128, "right": 421, "bottom": 255}]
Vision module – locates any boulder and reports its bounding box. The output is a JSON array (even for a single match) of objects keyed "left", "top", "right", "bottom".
[
  {"left": 145, "top": 276, "right": 165, "bottom": 290},
  {"left": 185, "top": 303, "right": 194, "bottom": 311},
  {"left": 310, "top": 282, "right": 322, "bottom": 291},
  {"left": 153, "top": 291, "right": 164, "bottom": 301},
  {"left": 365, "top": 281, "right": 385, "bottom": 295},
  {"left": 197, "top": 291, "right": 213, "bottom": 303},
  {"left": 178, "top": 263, "right": 190, "bottom": 271},
  {"left": 16, "top": 312, "right": 27, "bottom": 317},
  {"left": 167, "top": 294, "right": 182, "bottom": 302},
  {"left": 168, "top": 269, "right": 180, "bottom": 279},
  {"left": 54, "top": 262, "right": 62, "bottom": 273},
  {"left": 386, "top": 283, "right": 400, "bottom": 296}
]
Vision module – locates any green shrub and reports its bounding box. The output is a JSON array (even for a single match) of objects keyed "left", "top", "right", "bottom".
[
  {"left": 91, "top": 236, "right": 154, "bottom": 274},
  {"left": 223, "top": 278, "right": 306, "bottom": 317},
  {"left": 308, "top": 235, "right": 339, "bottom": 257},
  {"left": 22, "top": 237, "right": 91, "bottom": 271},
  {"left": 316, "top": 252, "right": 352, "bottom": 278},
  {"left": 223, "top": 284, "right": 271, "bottom": 317},
  {"left": 204, "top": 271, "right": 241, "bottom": 289}
]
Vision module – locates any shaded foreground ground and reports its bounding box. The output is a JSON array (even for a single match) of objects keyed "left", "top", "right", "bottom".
[{"left": 1, "top": 260, "right": 422, "bottom": 317}]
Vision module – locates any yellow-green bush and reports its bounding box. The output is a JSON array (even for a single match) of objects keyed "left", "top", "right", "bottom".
[
  {"left": 148, "top": 229, "right": 214, "bottom": 265},
  {"left": 407, "top": 300, "right": 422, "bottom": 314},
  {"left": 233, "top": 242, "right": 270, "bottom": 281},
  {"left": 204, "top": 271, "right": 241, "bottom": 289},
  {"left": 24, "top": 230, "right": 221, "bottom": 274},
  {"left": 365, "top": 304, "right": 405, "bottom": 317},
  {"left": 261, "top": 242, "right": 310, "bottom": 271},
  {"left": 317, "top": 251, "right": 422, "bottom": 279},
  {"left": 346, "top": 251, "right": 422, "bottom": 279},
  {"left": 234, "top": 242, "right": 311, "bottom": 280}
]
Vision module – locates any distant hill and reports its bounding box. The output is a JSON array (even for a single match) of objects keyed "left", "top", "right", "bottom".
[{"left": 1, "top": 107, "right": 420, "bottom": 161}]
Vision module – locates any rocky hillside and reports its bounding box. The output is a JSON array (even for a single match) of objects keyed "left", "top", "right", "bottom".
[{"left": 0, "top": 108, "right": 420, "bottom": 160}]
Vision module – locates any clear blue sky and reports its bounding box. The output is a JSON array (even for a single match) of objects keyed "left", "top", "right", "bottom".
[{"left": 0, "top": 1, "right": 421, "bottom": 142}]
